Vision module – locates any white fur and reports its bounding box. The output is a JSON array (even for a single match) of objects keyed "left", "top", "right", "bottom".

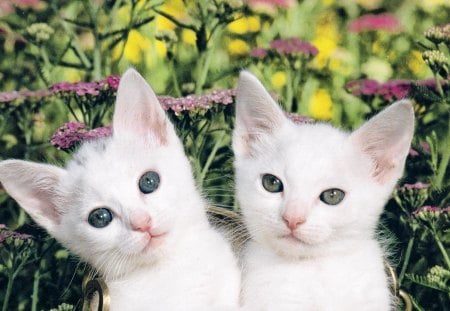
[
  {"left": 0, "top": 69, "right": 240, "bottom": 310},
  {"left": 233, "top": 71, "right": 414, "bottom": 310}
]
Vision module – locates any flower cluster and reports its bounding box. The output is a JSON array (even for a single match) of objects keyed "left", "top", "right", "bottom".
[
  {"left": 158, "top": 89, "right": 236, "bottom": 113},
  {"left": 0, "top": 224, "right": 33, "bottom": 244},
  {"left": 50, "top": 75, "right": 120, "bottom": 96},
  {"left": 348, "top": 13, "right": 401, "bottom": 33},
  {"left": 424, "top": 24, "right": 450, "bottom": 45},
  {"left": 394, "top": 182, "right": 430, "bottom": 213},
  {"left": 0, "top": 76, "right": 120, "bottom": 103},
  {"left": 26, "top": 22, "right": 54, "bottom": 42},
  {"left": 50, "top": 122, "right": 112, "bottom": 150},
  {"left": 0, "top": 89, "right": 52, "bottom": 103},
  {"left": 345, "top": 78, "right": 449, "bottom": 101},
  {"left": 413, "top": 205, "right": 450, "bottom": 224},
  {"left": 422, "top": 50, "right": 448, "bottom": 77},
  {"left": 250, "top": 37, "right": 318, "bottom": 60},
  {"left": 50, "top": 89, "right": 237, "bottom": 150}
]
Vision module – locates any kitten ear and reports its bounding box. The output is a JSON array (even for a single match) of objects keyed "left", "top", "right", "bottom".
[
  {"left": 113, "top": 68, "right": 171, "bottom": 144},
  {"left": 350, "top": 100, "right": 415, "bottom": 184},
  {"left": 0, "top": 160, "right": 66, "bottom": 235},
  {"left": 233, "top": 71, "right": 286, "bottom": 157}
]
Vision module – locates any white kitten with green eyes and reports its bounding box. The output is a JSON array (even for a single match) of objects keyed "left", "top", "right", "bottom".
[
  {"left": 0, "top": 69, "right": 240, "bottom": 310},
  {"left": 233, "top": 72, "right": 414, "bottom": 310}
]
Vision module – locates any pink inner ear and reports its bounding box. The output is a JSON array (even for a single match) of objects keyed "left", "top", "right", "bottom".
[{"left": 371, "top": 153, "right": 397, "bottom": 183}]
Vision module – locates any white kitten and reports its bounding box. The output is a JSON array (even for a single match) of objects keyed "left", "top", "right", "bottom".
[
  {"left": 0, "top": 69, "right": 240, "bottom": 310},
  {"left": 233, "top": 72, "right": 414, "bottom": 310}
]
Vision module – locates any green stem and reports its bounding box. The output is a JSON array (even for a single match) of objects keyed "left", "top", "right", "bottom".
[
  {"left": 285, "top": 69, "right": 293, "bottom": 112},
  {"left": 434, "top": 72, "right": 444, "bottom": 98},
  {"left": 2, "top": 272, "right": 14, "bottom": 311},
  {"left": 398, "top": 235, "right": 415, "bottom": 286},
  {"left": 31, "top": 268, "right": 40, "bottom": 311},
  {"left": 195, "top": 50, "right": 213, "bottom": 94},
  {"left": 168, "top": 60, "right": 182, "bottom": 97},
  {"left": 433, "top": 233, "right": 450, "bottom": 270},
  {"left": 93, "top": 38, "right": 102, "bottom": 80},
  {"left": 434, "top": 114, "right": 450, "bottom": 189},
  {"left": 199, "top": 131, "right": 226, "bottom": 187}
]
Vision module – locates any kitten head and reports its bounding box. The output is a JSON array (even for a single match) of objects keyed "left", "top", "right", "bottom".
[
  {"left": 233, "top": 71, "right": 414, "bottom": 259},
  {"left": 0, "top": 69, "right": 205, "bottom": 279}
]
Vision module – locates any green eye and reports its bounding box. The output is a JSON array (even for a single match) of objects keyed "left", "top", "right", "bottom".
[
  {"left": 88, "top": 208, "right": 113, "bottom": 228},
  {"left": 139, "top": 171, "right": 160, "bottom": 194},
  {"left": 319, "top": 189, "right": 345, "bottom": 205},
  {"left": 262, "top": 174, "right": 284, "bottom": 193}
]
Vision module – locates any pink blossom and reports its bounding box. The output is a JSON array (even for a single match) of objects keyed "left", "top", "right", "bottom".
[
  {"left": 349, "top": 13, "right": 402, "bottom": 33},
  {"left": 408, "top": 148, "right": 419, "bottom": 157},
  {"left": 401, "top": 182, "right": 430, "bottom": 190},
  {"left": 50, "top": 122, "right": 112, "bottom": 150},
  {"left": 250, "top": 47, "right": 268, "bottom": 59},
  {"left": 158, "top": 89, "right": 236, "bottom": 113},
  {"left": 0, "top": 89, "right": 52, "bottom": 102},
  {"left": 378, "top": 79, "right": 411, "bottom": 101},
  {"left": 105, "top": 75, "right": 120, "bottom": 90},
  {"left": 0, "top": 224, "right": 33, "bottom": 244},
  {"left": 270, "top": 37, "right": 318, "bottom": 57},
  {"left": 345, "top": 79, "right": 380, "bottom": 96},
  {"left": 246, "top": 0, "right": 295, "bottom": 13}
]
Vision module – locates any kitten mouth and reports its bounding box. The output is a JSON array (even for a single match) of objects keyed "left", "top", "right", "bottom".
[
  {"left": 279, "top": 233, "right": 310, "bottom": 245},
  {"left": 141, "top": 232, "right": 167, "bottom": 251}
]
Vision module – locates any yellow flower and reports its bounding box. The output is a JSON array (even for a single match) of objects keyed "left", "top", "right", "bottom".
[
  {"left": 156, "top": 0, "right": 187, "bottom": 31},
  {"left": 228, "top": 16, "right": 261, "bottom": 34},
  {"left": 313, "top": 35, "right": 337, "bottom": 68},
  {"left": 271, "top": 71, "right": 287, "bottom": 89},
  {"left": 408, "top": 50, "right": 428, "bottom": 78},
  {"left": 112, "top": 30, "right": 151, "bottom": 64},
  {"left": 321, "top": 0, "right": 334, "bottom": 6},
  {"left": 182, "top": 29, "right": 196, "bottom": 45},
  {"left": 309, "top": 89, "right": 333, "bottom": 120},
  {"left": 227, "top": 39, "right": 250, "bottom": 56},
  {"left": 312, "top": 12, "right": 339, "bottom": 69},
  {"left": 247, "top": 16, "right": 261, "bottom": 32},
  {"left": 63, "top": 68, "right": 82, "bottom": 82}
]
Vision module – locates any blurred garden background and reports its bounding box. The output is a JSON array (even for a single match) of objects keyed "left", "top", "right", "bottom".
[{"left": 0, "top": 0, "right": 449, "bottom": 310}]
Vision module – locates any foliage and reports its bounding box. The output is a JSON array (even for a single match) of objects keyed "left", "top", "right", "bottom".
[{"left": 0, "top": 0, "right": 449, "bottom": 310}]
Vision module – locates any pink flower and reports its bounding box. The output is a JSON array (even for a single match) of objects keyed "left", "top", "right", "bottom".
[
  {"left": 250, "top": 47, "right": 268, "bottom": 59},
  {"left": 345, "top": 79, "right": 380, "bottom": 96},
  {"left": 0, "top": 89, "right": 52, "bottom": 102},
  {"left": 270, "top": 37, "right": 318, "bottom": 57},
  {"left": 349, "top": 13, "right": 402, "bottom": 33},
  {"left": 50, "top": 122, "right": 112, "bottom": 150},
  {"left": 158, "top": 89, "right": 236, "bottom": 113},
  {"left": 104, "top": 75, "right": 120, "bottom": 90},
  {"left": 0, "top": 224, "right": 33, "bottom": 244},
  {"left": 401, "top": 182, "right": 430, "bottom": 190},
  {"left": 246, "top": 0, "right": 295, "bottom": 13},
  {"left": 408, "top": 148, "right": 419, "bottom": 157},
  {"left": 378, "top": 79, "right": 411, "bottom": 101}
]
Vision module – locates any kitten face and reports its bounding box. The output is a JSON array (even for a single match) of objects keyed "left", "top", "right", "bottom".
[
  {"left": 233, "top": 72, "right": 414, "bottom": 259},
  {"left": 0, "top": 69, "right": 202, "bottom": 278}
]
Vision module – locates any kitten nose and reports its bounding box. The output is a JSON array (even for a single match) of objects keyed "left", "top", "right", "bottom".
[
  {"left": 282, "top": 215, "right": 306, "bottom": 230},
  {"left": 131, "top": 214, "right": 152, "bottom": 232}
]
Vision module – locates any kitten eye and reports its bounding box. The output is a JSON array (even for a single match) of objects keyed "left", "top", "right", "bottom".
[
  {"left": 88, "top": 208, "right": 113, "bottom": 228},
  {"left": 319, "top": 189, "right": 345, "bottom": 205},
  {"left": 139, "top": 171, "right": 160, "bottom": 194},
  {"left": 262, "top": 174, "right": 284, "bottom": 193}
]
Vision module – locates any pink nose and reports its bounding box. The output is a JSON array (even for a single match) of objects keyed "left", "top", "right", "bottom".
[
  {"left": 131, "top": 214, "right": 152, "bottom": 232},
  {"left": 282, "top": 214, "right": 306, "bottom": 230}
]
